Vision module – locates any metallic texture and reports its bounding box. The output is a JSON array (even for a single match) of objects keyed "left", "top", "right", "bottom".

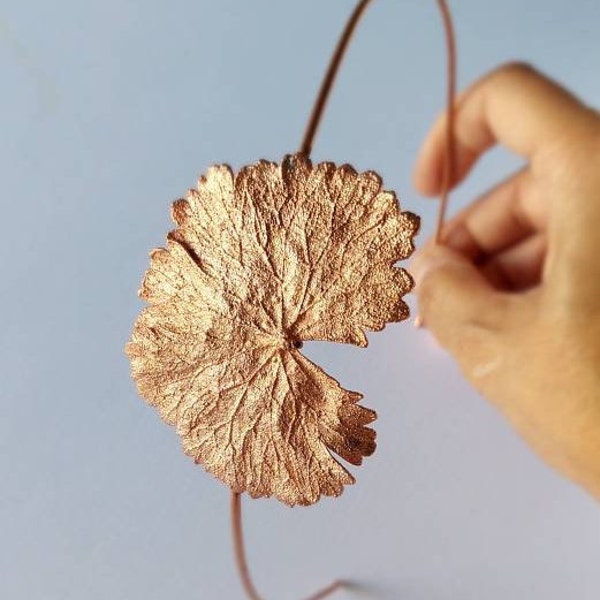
[{"left": 126, "top": 153, "right": 419, "bottom": 506}]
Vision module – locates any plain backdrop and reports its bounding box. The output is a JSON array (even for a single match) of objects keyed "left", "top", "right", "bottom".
[{"left": 1, "top": 1, "right": 599, "bottom": 599}]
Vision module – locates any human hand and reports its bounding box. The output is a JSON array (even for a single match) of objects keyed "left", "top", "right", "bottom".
[{"left": 411, "top": 63, "right": 600, "bottom": 500}]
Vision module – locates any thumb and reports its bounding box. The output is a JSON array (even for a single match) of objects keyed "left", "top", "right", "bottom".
[{"left": 411, "top": 244, "right": 511, "bottom": 364}]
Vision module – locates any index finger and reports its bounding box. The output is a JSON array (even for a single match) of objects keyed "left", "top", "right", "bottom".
[{"left": 413, "top": 62, "right": 597, "bottom": 196}]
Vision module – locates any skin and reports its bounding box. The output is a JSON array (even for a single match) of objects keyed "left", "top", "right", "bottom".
[{"left": 410, "top": 63, "right": 600, "bottom": 501}]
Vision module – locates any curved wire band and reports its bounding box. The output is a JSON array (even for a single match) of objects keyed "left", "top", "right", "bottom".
[
  {"left": 232, "top": 2, "right": 457, "bottom": 599},
  {"left": 300, "top": 0, "right": 457, "bottom": 243},
  {"left": 232, "top": 492, "right": 346, "bottom": 600}
]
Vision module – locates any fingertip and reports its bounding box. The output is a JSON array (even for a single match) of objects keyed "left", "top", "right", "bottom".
[
  {"left": 412, "top": 161, "right": 442, "bottom": 197},
  {"left": 410, "top": 243, "right": 509, "bottom": 345},
  {"left": 414, "top": 119, "right": 446, "bottom": 194},
  {"left": 410, "top": 244, "right": 460, "bottom": 289}
]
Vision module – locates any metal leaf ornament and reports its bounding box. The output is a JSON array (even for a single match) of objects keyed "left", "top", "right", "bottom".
[
  {"left": 127, "top": 154, "right": 418, "bottom": 506},
  {"left": 126, "top": 0, "right": 457, "bottom": 598}
]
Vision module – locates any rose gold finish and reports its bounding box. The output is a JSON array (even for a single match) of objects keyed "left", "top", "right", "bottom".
[
  {"left": 126, "top": 153, "right": 418, "bottom": 507},
  {"left": 434, "top": 0, "right": 457, "bottom": 243},
  {"left": 299, "top": 0, "right": 372, "bottom": 158},
  {"left": 231, "top": 492, "right": 262, "bottom": 600},
  {"left": 127, "top": 2, "right": 457, "bottom": 597},
  {"left": 231, "top": 491, "right": 346, "bottom": 600},
  {"left": 305, "top": 582, "right": 345, "bottom": 600},
  {"left": 300, "top": 0, "right": 457, "bottom": 242}
]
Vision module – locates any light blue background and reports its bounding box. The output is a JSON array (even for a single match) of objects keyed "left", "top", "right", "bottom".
[{"left": 1, "top": 1, "right": 599, "bottom": 599}]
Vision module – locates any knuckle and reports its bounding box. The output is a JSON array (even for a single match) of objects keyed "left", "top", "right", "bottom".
[{"left": 495, "top": 61, "right": 538, "bottom": 80}]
